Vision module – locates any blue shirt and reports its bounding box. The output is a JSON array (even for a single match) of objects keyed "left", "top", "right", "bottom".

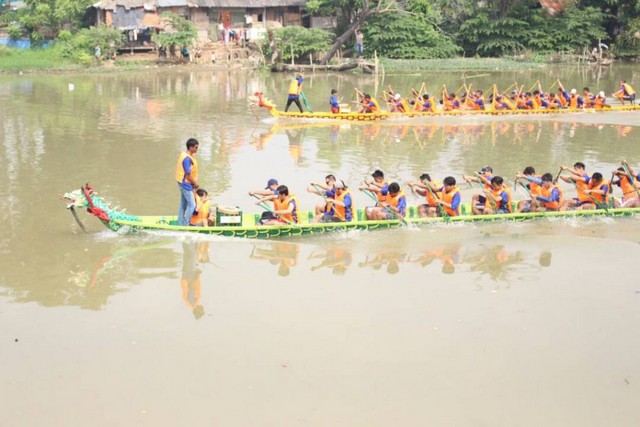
[
  {"left": 330, "top": 95, "right": 339, "bottom": 108},
  {"left": 536, "top": 188, "right": 559, "bottom": 203},
  {"left": 180, "top": 157, "right": 195, "bottom": 191},
  {"left": 450, "top": 192, "right": 461, "bottom": 212},
  {"left": 396, "top": 196, "right": 407, "bottom": 216}
]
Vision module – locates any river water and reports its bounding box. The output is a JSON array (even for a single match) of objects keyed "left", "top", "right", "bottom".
[{"left": 1, "top": 65, "right": 640, "bottom": 425}]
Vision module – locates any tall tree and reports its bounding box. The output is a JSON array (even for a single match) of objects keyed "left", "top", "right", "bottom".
[{"left": 306, "top": 0, "right": 402, "bottom": 64}]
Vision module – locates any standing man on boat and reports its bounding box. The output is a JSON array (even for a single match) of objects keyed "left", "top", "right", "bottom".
[
  {"left": 176, "top": 138, "right": 199, "bottom": 226},
  {"left": 285, "top": 73, "right": 304, "bottom": 113}
]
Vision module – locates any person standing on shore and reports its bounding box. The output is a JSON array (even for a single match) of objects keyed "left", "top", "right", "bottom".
[
  {"left": 355, "top": 29, "right": 364, "bottom": 56},
  {"left": 176, "top": 138, "right": 200, "bottom": 226}
]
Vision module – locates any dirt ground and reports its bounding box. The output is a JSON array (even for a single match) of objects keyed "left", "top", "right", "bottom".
[{"left": 115, "top": 42, "right": 262, "bottom": 70}]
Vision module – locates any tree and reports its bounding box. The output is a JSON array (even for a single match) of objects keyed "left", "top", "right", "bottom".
[
  {"left": 261, "top": 26, "right": 332, "bottom": 64},
  {"left": 152, "top": 12, "right": 197, "bottom": 56},
  {"left": 306, "top": 0, "right": 402, "bottom": 64}
]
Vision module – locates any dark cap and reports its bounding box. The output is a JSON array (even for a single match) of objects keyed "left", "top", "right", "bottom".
[
  {"left": 265, "top": 178, "right": 278, "bottom": 189},
  {"left": 480, "top": 165, "right": 493, "bottom": 173}
]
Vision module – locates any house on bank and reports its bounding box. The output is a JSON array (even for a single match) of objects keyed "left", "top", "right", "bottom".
[{"left": 89, "top": 0, "right": 310, "bottom": 50}]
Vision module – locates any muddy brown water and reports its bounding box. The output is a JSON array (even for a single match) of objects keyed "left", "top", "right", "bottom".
[{"left": 1, "top": 65, "right": 640, "bottom": 426}]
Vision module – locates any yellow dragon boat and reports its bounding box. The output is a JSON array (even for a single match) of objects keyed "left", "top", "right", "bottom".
[{"left": 249, "top": 92, "right": 640, "bottom": 121}]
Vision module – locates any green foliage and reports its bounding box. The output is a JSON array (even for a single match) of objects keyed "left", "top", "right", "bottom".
[
  {"left": 8, "top": 0, "right": 93, "bottom": 42},
  {"left": 7, "top": 22, "right": 24, "bottom": 39},
  {"left": 262, "top": 26, "right": 333, "bottom": 62},
  {"left": 458, "top": 13, "right": 529, "bottom": 56},
  {"left": 0, "top": 43, "right": 78, "bottom": 71},
  {"left": 365, "top": 12, "right": 461, "bottom": 58},
  {"left": 59, "top": 24, "right": 125, "bottom": 63},
  {"left": 152, "top": 13, "right": 198, "bottom": 50}
]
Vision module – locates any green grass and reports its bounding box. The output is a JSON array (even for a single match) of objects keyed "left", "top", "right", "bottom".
[
  {"left": 0, "top": 44, "right": 80, "bottom": 71},
  {"left": 379, "top": 57, "right": 546, "bottom": 72}
]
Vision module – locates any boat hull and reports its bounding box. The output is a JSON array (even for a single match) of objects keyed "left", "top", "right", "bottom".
[
  {"left": 264, "top": 105, "right": 640, "bottom": 121},
  {"left": 108, "top": 206, "right": 640, "bottom": 239}
]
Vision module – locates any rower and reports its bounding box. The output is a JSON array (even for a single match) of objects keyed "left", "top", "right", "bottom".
[
  {"left": 463, "top": 165, "right": 494, "bottom": 215},
  {"left": 421, "top": 94, "right": 435, "bottom": 113},
  {"left": 407, "top": 173, "right": 442, "bottom": 217},
  {"left": 359, "top": 94, "right": 379, "bottom": 113},
  {"left": 308, "top": 174, "right": 336, "bottom": 216},
  {"left": 481, "top": 176, "right": 512, "bottom": 215},
  {"left": 249, "top": 178, "right": 279, "bottom": 198},
  {"left": 391, "top": 93, "right": 409, "bottom": 113},
  {"left": 190, "top": 189, "right": 215, "bottom": 226},
  {"left": 579, "top": 172, "right": 609, "bottom": 210},
  {"left": 593, "top": 91, "right": 608, "bottom": 109},
  {"left": 317, "top": 180, "right": 353, "bottom": 223},
  {"left": 515, "top": 166, "right": 541, "bottom": 213},
  {"left": 255, "top": 185, "right": 299, "bottom": 225},
  {"left": 360, "top": 169, "right": 390, "bottom": 203},
  {"left": 612, "top": 162, "right": 640, "bottom": 208},
  {"left": 612, "top": 80, "right": 636, "bottom": 105},
  {"left": 364, "top": 182, "right": 406, "bottom": 220},
  {"left": 519, "top": 173, "right": 562, "bottom": 212},
  {"left": 556, "top": 81, "right": 570, "bottom": 108},
  {"left": 567, "top": 88, "right": 584, "bottom": 108},
  {"left": 559, "top": 162, "right": 591, "bottom": 210},
  {"left": 430, "top": 176, "right": 461, "bottom": 218},
  {"left": 582, "top": 87, "right": 595, "bottom": 108}
]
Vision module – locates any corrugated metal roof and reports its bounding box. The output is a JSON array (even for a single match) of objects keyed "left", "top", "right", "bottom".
[
  {"left": 195, "top": 0, "right": 306, "bottom": 7},
  {"left": 92, "top": 0, "right": 306, "bottom": 10}
]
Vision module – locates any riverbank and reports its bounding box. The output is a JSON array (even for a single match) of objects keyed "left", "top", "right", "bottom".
[{"left": 0, "top": 43, "right": 588, "bottom": 75}]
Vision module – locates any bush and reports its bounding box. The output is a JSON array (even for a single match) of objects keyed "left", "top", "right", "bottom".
[
  {"left": 261, "top": 26, "right": 333, "bottom": 63},
  {"left": 59, "top": 24, "right": 125, "bottom": 63}
]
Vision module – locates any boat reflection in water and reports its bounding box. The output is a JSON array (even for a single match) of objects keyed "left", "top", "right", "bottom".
[
  {"left": 250, "top": 119, "right": 636, "bottom": 150},
  {"left": 248, "top": 232, "right": 556, "bottom": 282},
  {"left": 249, "top": 241, "right": 300, "bottom": 277}
]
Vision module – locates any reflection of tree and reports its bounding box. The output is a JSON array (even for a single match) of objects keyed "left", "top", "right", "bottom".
[
  {"left": 309, "top": 247, "right": 353, "bottom": 275},
  {"left": 249, "top": 242, "right": 300, "bottom": 277}
]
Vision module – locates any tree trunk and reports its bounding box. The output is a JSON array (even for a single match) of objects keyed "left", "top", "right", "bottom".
[
  {"left": 319, "top": 6, "right": 370, "bottom": 65},
  {"left": 268, "top": 29, "right": 280, "bottom": 65}
]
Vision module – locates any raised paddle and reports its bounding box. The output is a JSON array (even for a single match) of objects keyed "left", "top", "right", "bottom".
[
  {"left": 360, "top": 187, "right": 408, "bottom": 226},
  {"left": 515, "top": 177, "right": 543, "bottom": 211}
]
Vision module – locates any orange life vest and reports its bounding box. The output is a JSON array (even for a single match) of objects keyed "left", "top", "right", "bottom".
[
  {"left": 569, "top": 95, "right": 579, "bottom": 108},
  {"left": 190, "top": 198, "right": 210, "bottom": 225},
  {"left": 331, "top": 189, "right": 353, "bottom": 221},
  {"left": 424, "top": 180, "right": 442, "bottom": 207},
  {"left": 386, "top": 190, "right": 406, "bottom": 217},
  {"left": 588, "top": 179, "right": 608, "bottom": 204},
  {"left": 539, "top": 184, "right": 561, "bottom": 210},
  {"left": 288, "top": 78, "right": 300, "bottom": 96},
  {"left": 274, "top": 195, "right": 299, "bottom": 223},
  {"left": 491, "top": 186, "right": 512, "bottom": 212},
  {"left": 375, "top": 181, "right": 390, "bottom": 202},
  {"left": 594, "top": 96, "right": 606, "bottom": 109},
  {"left": 619, "top": 175, "right": 640, "bottom": 201},
  {"left": 175, "top": 152, "right": 198, "bottom": 184},
  {"left": 441, "top": 187, "right": 460, "bottom": 216}
]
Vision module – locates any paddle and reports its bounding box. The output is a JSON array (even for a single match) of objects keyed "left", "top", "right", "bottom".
[
  {"left": 360, "top": 187, "right": 408, "bottom": 226},
  {"left": 421, "top": 179, "right": 450, "bottom": 221},
  {"left": 567, "top": 178, "right": 609, "bottom": 213},
  {"left": 251, "top": 194, "right": 296, "bottom": 225},
  {"left": 621, "top": 161, "right": 640, "bottom": 202},
  {"left": 300, "top": 91, "right": 313, "bottom": 113},
  {"left": 514, "top": 177, "right": 543, "bottom": 211},
  {"left": 310, "top": 183, "right": 346, "bottom": 222},
  {"left": 554, "top": 167, "right": 563, "bottom": 184},
  {"left": 475, "top": 172, "right": 497, "bottom": 212}
]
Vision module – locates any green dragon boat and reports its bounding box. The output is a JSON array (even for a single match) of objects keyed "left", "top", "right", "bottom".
[{"left": 62, "top": 184, "right": 640, "bottom": 239}]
